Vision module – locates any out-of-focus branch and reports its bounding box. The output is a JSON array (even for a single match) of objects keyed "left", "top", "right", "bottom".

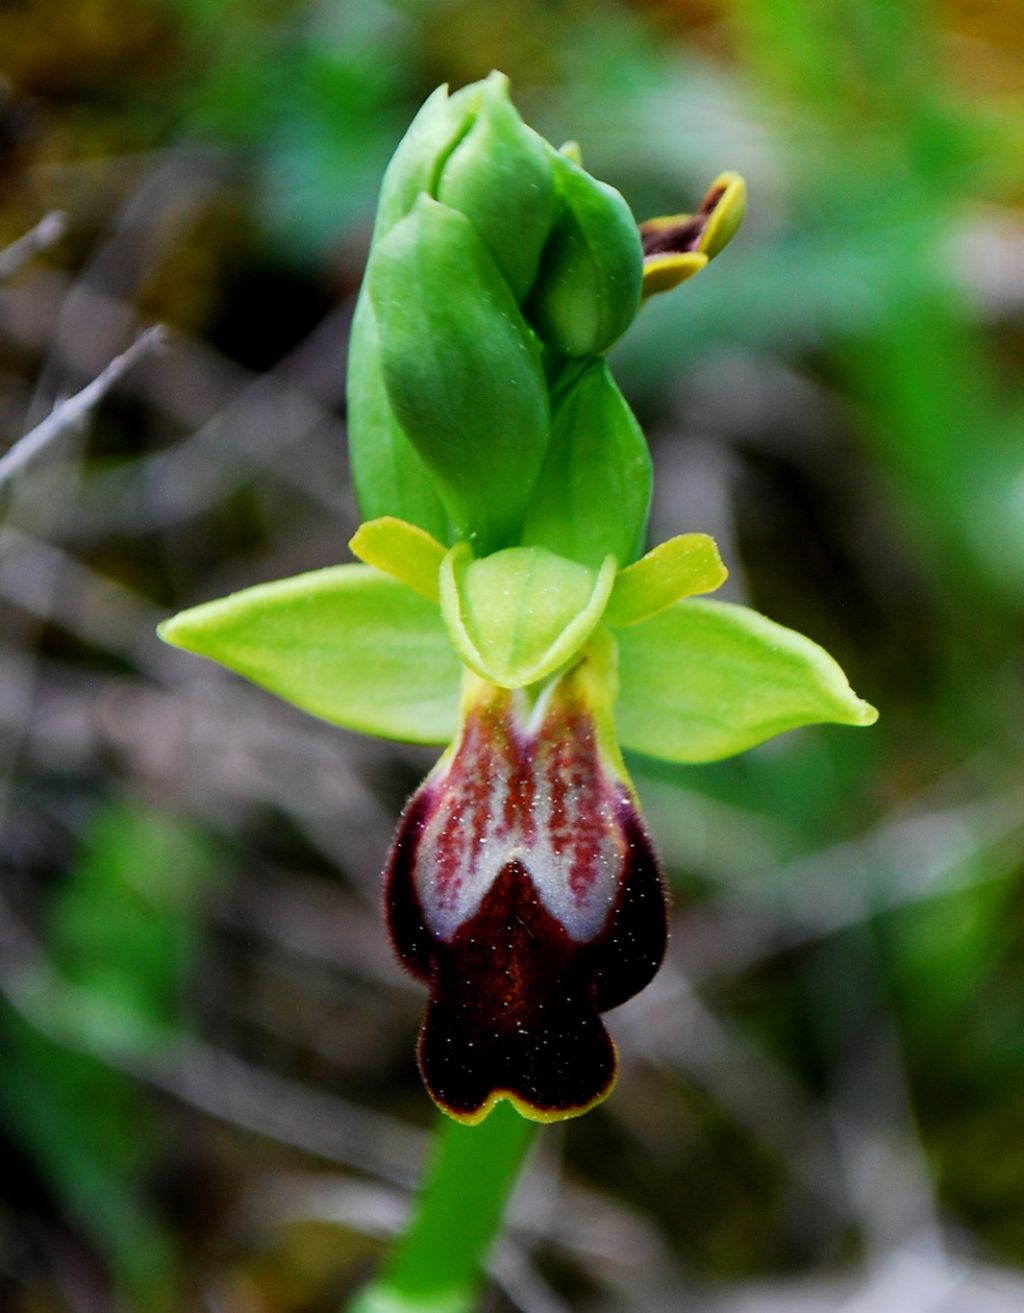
[
  {"left": 0, "top": 211, "right": 67, "bottom": 282},
  {"left": 0, "top": 326, "right": 166, "bottom": 490}
]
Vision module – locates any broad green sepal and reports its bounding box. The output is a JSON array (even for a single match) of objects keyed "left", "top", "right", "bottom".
[
  {"left": 436, "top": 71, "right": 554, "bottom": 303},
  {"left": 606, "top": 534, "right": 727, "bottom": 626},
  {"left": 369, "top": 196, "right": 549, "bottom": 553},
  {"left": 158, "top": 566, "right": 460, "bottom": 746},
  {"left": 346, "top": 290, "right": 450, "bottom": 539},
  {"left": 349, "top": 516, "right": 445, "bottom": 602},
  {"left": 525, "top": 151, "right": 642, "bottom": 358},
  {"left": 519, "top": 360, "right": 651, "bottom": 568},
  {"left": 439, "top": 544, "right": 617, "bottom": 688},
  {"left": 615, "top": 599, "right": 878, "bottom": 763}
]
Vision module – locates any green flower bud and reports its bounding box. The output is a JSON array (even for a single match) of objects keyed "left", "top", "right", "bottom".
[
  {"left": 519, "top": 359, "right": 651, "bottom": 568},
  {"left": 525, "top": 151, "right": 643, "bottom": 358},
  {"left": 368, "top": 195, "right": 549, "bottom": 554},
  {"left": 349, "top": 74, "right": 559, "bottom": 542},
  {"left": 346, "top": 290, "right": 450, "bottom": 541},
  {"left": 371, "top": 72, "right": 555, "bottom": 301},
  {"left": 436, "top": 71, "right": 554, "bottom": 303},
  {"left": 371, "top": 81, "right": 481, "bottom": 242}
]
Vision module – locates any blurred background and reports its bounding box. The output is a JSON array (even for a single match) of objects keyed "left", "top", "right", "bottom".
[{"left": 2, "top": 1, "right": 1024, "bottom": 1310}]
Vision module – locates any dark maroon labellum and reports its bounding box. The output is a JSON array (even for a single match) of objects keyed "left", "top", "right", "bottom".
[{"left": 385, "top": 667, "right": 668, "bottom": 1123}]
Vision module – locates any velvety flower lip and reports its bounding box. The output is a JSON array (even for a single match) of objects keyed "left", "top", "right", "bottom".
[{"left": 385, "top": 651, "right": 668, "bottom": 1124}]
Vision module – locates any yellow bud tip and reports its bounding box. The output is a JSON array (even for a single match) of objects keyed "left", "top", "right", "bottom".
[
  {"left": 642, "top": 251, "right": 708, "bottom": 297},
  {"left": 639, "top": 171, "right": 746, "bottom": 298}
]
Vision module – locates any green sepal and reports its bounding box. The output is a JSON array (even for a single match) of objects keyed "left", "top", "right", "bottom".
[
  {"left": 158, "top": 566, "right": 461, "bottom": 746},
  {"left": 519, "top": 359, "right": 651, "bottom": 568},
  {"left": 525, "top": 151, "right": 642, "bottom": 358},
  {"left": 615, "top": 599, "right": 878, "bottom": 763},
  {"left": 605, "top": 534, "right": 727, "bottom": 626},
  {"left": 372, "top": 82, "right": 480, "bottom": 243},
  {"left": 369, "top": 196, "right": 550, "bottom": 554},
  {"left": 349, "top": 516, "right": 445, "bottom": 602},
  {"left": 439, "top": 544, "right": 617, "bottom": 688},
  {"left": 346, "top": 289, "right": 450, "bottom": 539},
  {"left": 436, "top": 71, "right": 554, "bottom": 303}
]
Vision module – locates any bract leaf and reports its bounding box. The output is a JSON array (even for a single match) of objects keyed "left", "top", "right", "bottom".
[
  {"left": 158, "top": 566, "right": 460, "bottom": 746},
  {"left": 346, "top": 289, "right": 450, "bottom": 539},
  {"left": 519, "top": 359, "right": 651, "bottom": 568},
  {"left": 615, "top": 599, "right": 878, "bottom": 763},
  {"left": 369, "top": 196, "right": 550, "bottom": 554},
  {"left": 439, "top": 544, "right": 617, "bottom": 688},
  {"left": 606, "top": 534, "right": 727, "bottom": 627},
  {"left": 349, "top": 516, "right": 445, "bottom": 602}
]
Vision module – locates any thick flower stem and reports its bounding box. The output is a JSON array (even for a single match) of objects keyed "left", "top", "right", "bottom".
[{"left": 348, "top": 1102, "right": 539, "bottom": 1313}]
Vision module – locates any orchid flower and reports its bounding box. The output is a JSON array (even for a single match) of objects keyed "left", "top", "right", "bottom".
[{"left": 159, "top": 73, "right": 877, "bottom": 1125}]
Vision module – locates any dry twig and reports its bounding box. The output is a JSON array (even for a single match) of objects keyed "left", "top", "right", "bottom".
[{"left": 0, "top": 326, "right": 166, "bottom": 491}]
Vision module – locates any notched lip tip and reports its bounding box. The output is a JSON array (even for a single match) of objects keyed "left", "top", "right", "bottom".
[{"left": 431, "top": 1075, "right": 618, "bottom": 1126}]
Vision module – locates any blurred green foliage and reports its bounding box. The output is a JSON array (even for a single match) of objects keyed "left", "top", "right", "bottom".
[{"left": 0, "top": 804, "right": 218, "bottom": 1306}]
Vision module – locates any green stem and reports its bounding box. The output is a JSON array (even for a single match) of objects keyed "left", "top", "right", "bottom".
[{"left": 348, "top": 1102, "right": 538, "bottom": 1313}]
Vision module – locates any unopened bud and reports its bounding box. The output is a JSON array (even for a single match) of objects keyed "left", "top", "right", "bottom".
[
  {"left": 525, "top": 151, "right": 643, "bottom": 358},
  {"left": 368, "top": 196, "right": 549, "bottom": 553}
]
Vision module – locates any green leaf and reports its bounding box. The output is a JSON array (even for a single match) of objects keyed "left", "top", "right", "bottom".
[
  {"left": 606, "top": 533, "right": 727, "bottom": 626},
  {"left": 369, "top": 197, "right": 550, "bottom": 553},
  {"left": 346, "top": 289, "right": 450, "bottom": 539},
  {"left": 159, "top": 566, "right": 461, "bottom": 745},
  {"left": 615, "top": 599, "right": 878, "bottom": 763},
  {"left": 439, "top": 544, "right": 616, "bottom": 688},
  {"left": 525, "top": 150, "right": 643, "bottom": 357},
  {"left": 436, "top": 71, "right": 554, "bottom": 302},
  {"left": 519, "top": 359, "right": 651, "bottom": 567}
]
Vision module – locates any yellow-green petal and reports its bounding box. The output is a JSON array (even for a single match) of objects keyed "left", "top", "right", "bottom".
[
  {"left": 349, "top": 516, "right": 446, "bottom": 603},
  {"left": 605, "top": 534, "right": 727, "bottom": 627}
]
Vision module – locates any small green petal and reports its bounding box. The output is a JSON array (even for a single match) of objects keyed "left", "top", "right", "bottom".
[
  {"left": 439, "top": 544, "right": 617, "bottom": 689},
  {"left": 615, "top": 599, "right": 878, "bottom": 764},
  {"left": 349, "top": 516, "right": 445, "bottom": 603},
  {"left": 605, "top": 534, "right": 727, "bottom": 627},
  {"left": 158, "top": 566, "right": 460, "bottom": 745}
]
